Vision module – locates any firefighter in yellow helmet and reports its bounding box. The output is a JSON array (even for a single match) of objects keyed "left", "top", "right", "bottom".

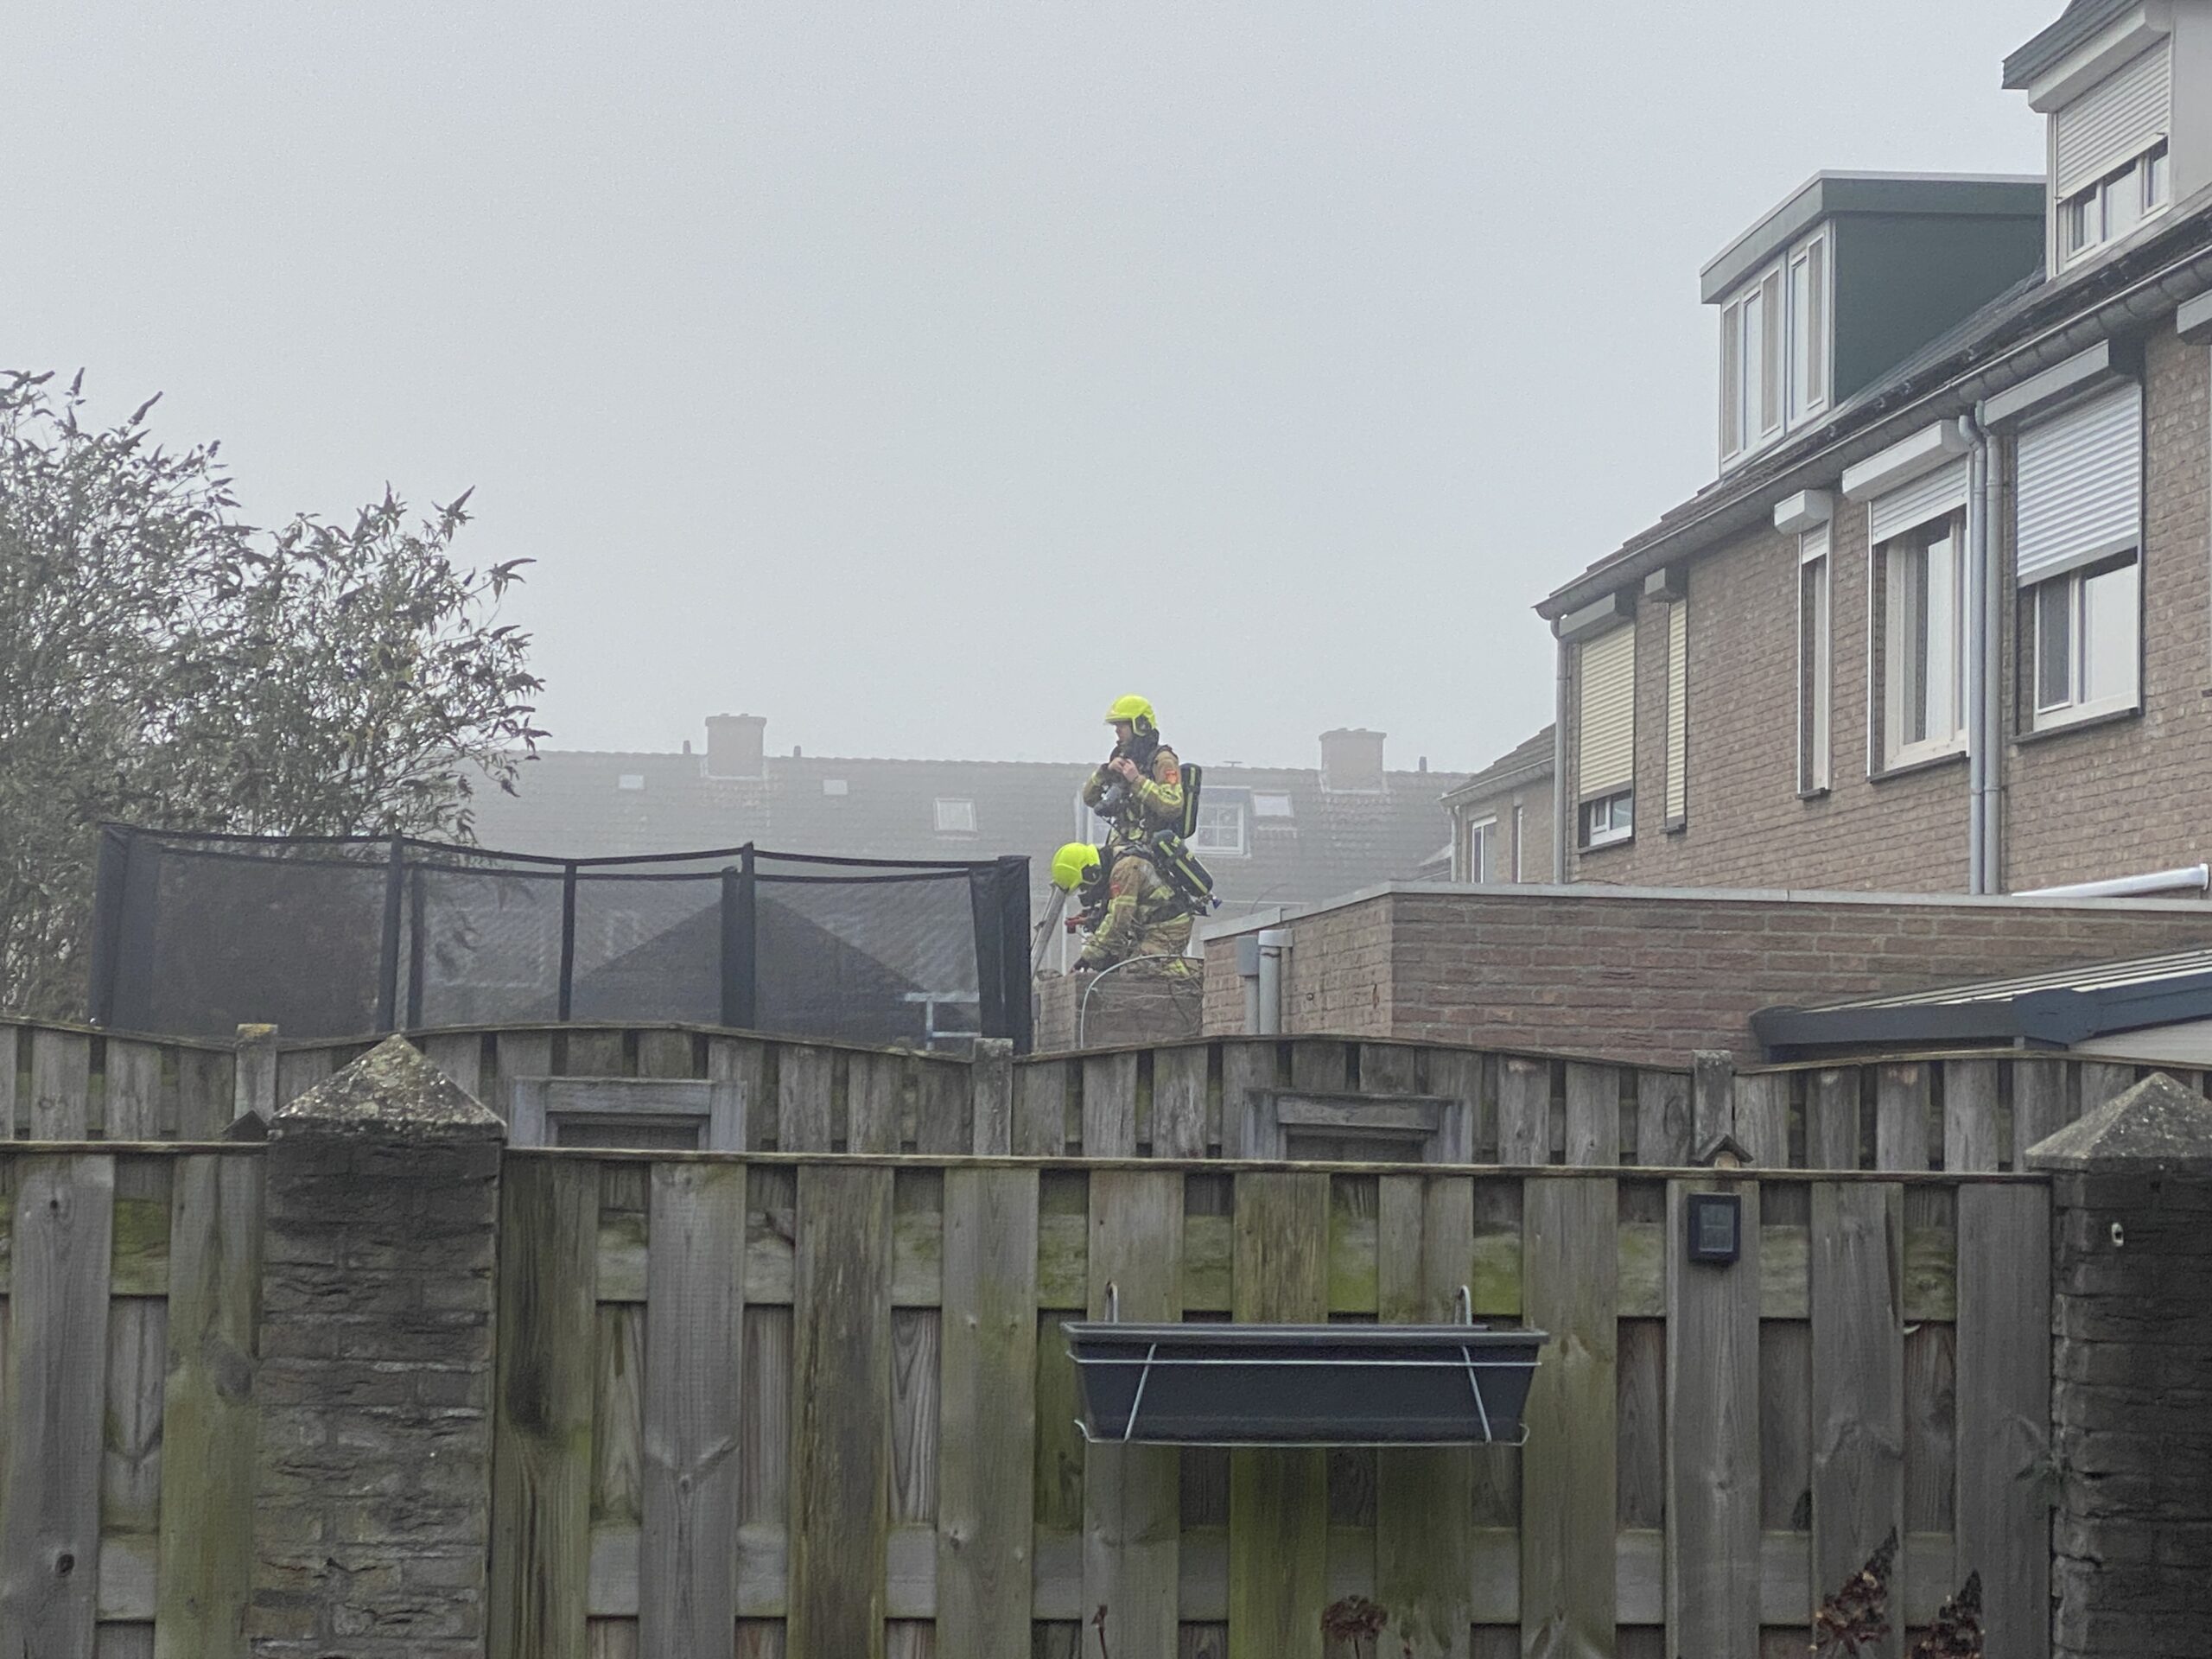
[
  {"left": 1082, "top": 695, "right": 1184, "bottom": 846},
  {"left": 1051, "top": 842, "right": 1194, "bottom": 978}
]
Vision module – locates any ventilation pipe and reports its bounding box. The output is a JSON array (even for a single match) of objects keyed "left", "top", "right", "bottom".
[
  {"left": 1255, "top": 929, "right": 1293, "bottom": 1035},
  {"left": 2021, "top": 865, "right": 2212, "bottom": 899}
]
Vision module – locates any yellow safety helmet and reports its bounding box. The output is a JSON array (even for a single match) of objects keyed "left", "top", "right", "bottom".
[
  {"left": 1051, "top": 842, "right": 1103, "bottom": 892},
  {"left": 1104, "top": 694, "right": 1156, "bottom": 734}
]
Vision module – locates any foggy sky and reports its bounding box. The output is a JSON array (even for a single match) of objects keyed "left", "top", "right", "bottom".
[{"left": 6, "top": 3, "right": 2046, "bottom": 774}]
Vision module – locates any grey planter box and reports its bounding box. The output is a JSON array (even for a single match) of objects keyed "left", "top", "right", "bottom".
[{"left": 1063, "top": 1320, "right": 1547, "bottom": 1446}]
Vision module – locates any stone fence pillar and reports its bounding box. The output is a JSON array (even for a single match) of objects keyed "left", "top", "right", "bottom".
[
  {"left": 2030, "top": 1071, "right": 2212, "bottom": 1659},
  {"left": 247, "top": 1036, "right": 505, "bottom": 1658}
]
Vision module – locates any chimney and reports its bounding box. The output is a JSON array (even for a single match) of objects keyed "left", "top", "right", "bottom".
[
  {"left": 704, "top": 713, "right": 766, "bottom": 779},
  {"left": 1319, "top": 728, "right": 1386, "bottom": 793}
]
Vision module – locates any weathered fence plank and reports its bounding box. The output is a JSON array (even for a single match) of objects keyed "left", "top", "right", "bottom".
[
  {"left": 1955, "top": 1184, "right": 2050, "bottom": 1659},
  {"left": 1634, "top": 1070, "right": 1689, "bottom": 1167},
  {"left": 1229, "top": 1171, "right": 1329, "bottom": 1659},
  {"left": 641, "top": 1162, "right": 746, "bottom": 1656},
  {"left": 707, "top": 1036, "right": 769, "bottom": 1153},
  {"left": 1217, "top": 1043, "right": 1279, "bottom": 1159},
  {"left": 1013, "top": 1059, "right": 1071, "bottom": 1159},
  {"left": 1564, "top": 1065, "right": 1621, "bottom": 1167},
  {"left": 969, "top": 1040, "right": 1014, "bottom": 1157},
  {"left": 152, "top": 1155, "right": 259, "bottom": 1659},
  {"left": 1, "top": 1154, "right": 116, "bottom": 1659},
  {"left": 1498, "top": 1058, "right": 1549, "bottom": 1165},
  {"left": 1081, "top": 1052, "right": 1140, "bottom": 1159},
  {"left": 497, "top": 1033, "right": 555, "bottom": 1128},
  {"left": 1692, "top": 1051, "right": 1734, "bottom": 1155},
  {"left": 1808, "top": 1069, "right": 1859, "bottom": 1171},
  {"left": 2076, "top": 1061, "right": 2134, "bottom": 1121},
  {"left": 850, "top": 1054, "right": 905, "bottom": 1156},
  {"left": 488, "top": 1158, "right": 599, "bottom": 1659},
  {"left": 2012, "top": 1059, "right": 2067, "bottom": 1166},
  {"left": 1735, "top": 1073, "right": 1789, "bottom": 1168},
  {"left": 421, "top": 1031, "right": 485, "bottom": 1099},
  {"left": 779, "top": 1046, "right": 839, "bottom": 1154},
  {"left": 1084, "top": 1170, "right": 1183, "bottom": 1658},
  {"left": 788, "top": 1164, "right": 893, "bottom": 1659},
  {"left": 1810, "top": 1182, "right": 1904, "bottom": 1659},
  {"left": 1521, "top": 1176, "right": 1618, "bottom": 1659},
  {"left": 1376, "top": 1173, "right": 1474, "bottom": 1659},
  {"left": 30, "top": 1029, "right": 92, "bottom": 1141},
  {"left": 1875, "top": 1064, "right": 1932, "bottom": 1173},
  {"left": 1153, "top": 1046, "right": 1210, "bottom": 1160},
  {"left": 0, "top": 1027, "right": 17, "bottom": 1139},
  {"left": 1941, "top": 1060, "right": 1999, "bottom": 1173},
  {"left": 937, "top": 1168, "right": 1038, "bottom": 1657},
  {"left": 103, "top": 1045, "right": 163, "bottom": 1143},
  {"left": 1667, "top": 1179, "right": 1761, "bottom": 1659}
]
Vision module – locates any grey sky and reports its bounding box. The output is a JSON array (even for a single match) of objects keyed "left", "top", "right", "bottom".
[{"left": 7, "top": 3, "right": 2047, "bottom": 773}]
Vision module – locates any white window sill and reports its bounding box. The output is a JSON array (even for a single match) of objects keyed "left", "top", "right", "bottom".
[
  {"left": 1872, "top": 740, "right": 1968, "bottom": 782},
  {"left": 2018, "top": 699, "right": 2142, "bottom": 745},
  {"left": 1580, "top": 831, "right": 1634, "bottom": 853}
]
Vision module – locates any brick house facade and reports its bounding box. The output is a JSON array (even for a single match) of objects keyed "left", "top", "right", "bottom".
[
  {"left": 1544, "top": 3, "right": 2212, "bottom": 900},
  {"left": 1442, "top": 725, "right": 1555, "bottom": 884}
]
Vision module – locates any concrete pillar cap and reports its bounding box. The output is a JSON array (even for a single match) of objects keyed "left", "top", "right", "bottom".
[
  {"left": 2026, "top": 1071, "right": 2212, "bottom": 1175},
  {"left": 271, "top": 1034, "right": 505, "bottom": 1141}
]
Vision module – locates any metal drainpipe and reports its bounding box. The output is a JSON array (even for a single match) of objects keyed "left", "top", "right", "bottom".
[
  {"left": 1981, "top": 411, "right": 2005, "bottom": 891},
  {"left": 1552, "top": 642, "right": 1569, "bottom": 882},
  {"left": 1961, "top": 412, "right": 1993, "bottom": 894},
  {"left": 1255, "top": 929, "right": 1291, "bottom": 1036}
]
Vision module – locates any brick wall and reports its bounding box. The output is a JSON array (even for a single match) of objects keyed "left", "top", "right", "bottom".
[
  {"left": 2006, "top": 332, "right": 2212, "bottom": 888},
  {"left": 1035, "top": 970, "right": 1203, "bottom": 1052},
  {"left": 1452, "top": 777, "right": 1555, "bottom": 882},
  {"left": 1560, "top": 330, "right": 2212, "bottom": 896},
  {"left": 1201, "top": 884, "right": 2212, "bottom": 1063}
]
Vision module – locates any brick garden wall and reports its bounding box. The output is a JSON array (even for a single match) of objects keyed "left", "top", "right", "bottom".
[{"left": 1202, "top": 884, "right": 2212, "bottom": 1063}]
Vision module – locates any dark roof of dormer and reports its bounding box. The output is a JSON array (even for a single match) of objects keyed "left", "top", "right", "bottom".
[
  {"left": 1700, "top": 173, "right": 2044, "bottom": 303},
  {"left": 2004, "top": 0, "right": 2139, "bottom": 90}
]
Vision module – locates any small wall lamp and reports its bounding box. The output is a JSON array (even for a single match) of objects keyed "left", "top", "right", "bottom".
[{"left": 1686, "top": 1192, "right": 1743, "bottom": 1265}]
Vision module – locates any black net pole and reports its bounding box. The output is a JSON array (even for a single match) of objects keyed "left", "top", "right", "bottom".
[
  {"left": 375, "top": 834, "right": 405, "bottom": 1033},
  {"left": 999, "top": 855, "right": 1033, "bottom": 1053},
  {"left": 404, "top": 862, "right": 427, "bottom": 1029},
  {"left": 85, "top": 824, "right": 135, "bottom": 1026},
  {"left": 557, "top": 862, "right": 579, "bottom": 1022},
  {"left": 727, "top": 844, "right": 758, "bottom": 1029}
]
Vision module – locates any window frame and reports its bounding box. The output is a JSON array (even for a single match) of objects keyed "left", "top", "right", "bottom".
[
  {"left": 1797, "top": 524, "right": 1833, "bottom": 796},
  {"left": 2024, "top": 551, "right": 2143, "bottom": 733},
  {"left": 932, "top": 798, "right": 978, "bottom": 835},
  {"left": 1579, "top": 789, "right": 1634, "bottom": 851},
  {"left": 2060, "top": 139, "right": 2171, "bottom": 265},
  {"left": 1874, "top": 511, "right": 1971, "bottom": 772},
  {"left": 1465, "top": 815, "right": 1498, "bottom": 883},
  {"left": 1719, "top": 228, "right": 1833, "bottom": 468},
  {"left": 1191, "top": 798, "right": 1249, "bottom": 858}
]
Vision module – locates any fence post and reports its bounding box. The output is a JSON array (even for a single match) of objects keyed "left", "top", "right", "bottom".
[
  {"left": 2030, "top": 1072, "right": 2212, "bottom": 1659},
  {"left": 556, "top": 862, "right": 579, "bottom": 1022},
  {"left": 233, "top": 1023, "right": 280, "bottom": 1134},
  {"left": 247, "top": 1035, "right": 505, "bottom": 1658}
]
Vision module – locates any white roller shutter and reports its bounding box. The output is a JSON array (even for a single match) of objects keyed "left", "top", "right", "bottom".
[
  {"left": 2016, "top": 382, "right": 2142, "bottom": 586},
  {"left": 1577, "top": 625, "right": 1636, "bottom": 798},
  {"left": 1868, "top": 456, "right": 1969, "bottom": 546},
  {"left": 1664, "top": 601, "right": 1688, "bottom": 823},
  {"left": 2056, "top": 42, "right": 2170, "bottom": 194}
]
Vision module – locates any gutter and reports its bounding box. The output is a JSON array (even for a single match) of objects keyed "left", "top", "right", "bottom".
[{"left": 1537, "top": 209, "right": 2212, "bottom": 623}]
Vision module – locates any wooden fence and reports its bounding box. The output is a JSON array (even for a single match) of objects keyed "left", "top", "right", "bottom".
[
  {"left": 0, "top": 1015, "right": 2123, "bottom": 1657},
  {"left": 0, "top": 1012, "right": 2171, "bottom": 1171}
]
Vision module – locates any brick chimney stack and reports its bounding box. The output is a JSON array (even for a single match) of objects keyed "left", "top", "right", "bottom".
[
  {"left": 1319, "top": 728, "right": 1387, "bottom": 793},
  {"left": 704, "top": 713, "right": 766, "bottom": 779}
]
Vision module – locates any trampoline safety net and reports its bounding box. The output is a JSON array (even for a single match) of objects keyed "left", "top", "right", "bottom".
[{"left": 88, "top": 826, "right": 1033, "bottom": 1053}]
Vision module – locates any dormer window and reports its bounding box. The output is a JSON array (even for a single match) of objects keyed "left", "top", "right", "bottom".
[
  {"left": 2061, "top": 139, "right": 2169, "bottom": 263},
  {"left": 1719, "top": 228, "right": 1830, "bottom": 468},
  {"left": 2044, "top": 38, "right": 2171, "bottom": 269}
]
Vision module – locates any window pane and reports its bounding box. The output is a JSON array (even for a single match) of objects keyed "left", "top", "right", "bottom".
[
  {"left": 1759, "top": 271, "right": 1783, "bottom": 433},
  {"left": 2146, "top": 144, "right": 2171, "bottom": 207},
  {"left": 1927, "top": 531, "right": 1959, "bottom": 740},
  {"left": 1789, "top": 257, "right": 1812, "bottom": 423},
  {"left": 2082, "top": 560, "right": 2140, "bottom": 704},
  {"left": 1805, "top": 239, "right": 1826, "bottom": 408},
  {"left": 2107, "top": 164, "right": 2144, "bottom": 238},
  {"left": 1719, "top": 302, "right": 1741, "bottom": 455},
  {"left": 1900, "top": 544, "right": 1931, "bottom": 744},
  {"left": 2066, "top": 190, "right": 2099, "bottom": 255},
  {"left": 1741, "top": 289, "right": 1764, "bottom": 448},
  {"left": 1799, "top": 554, "right": 1829, "bottom": 790},
  {"left": 2036, "top": 577, "right": 2075, "bottom": 710}
]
